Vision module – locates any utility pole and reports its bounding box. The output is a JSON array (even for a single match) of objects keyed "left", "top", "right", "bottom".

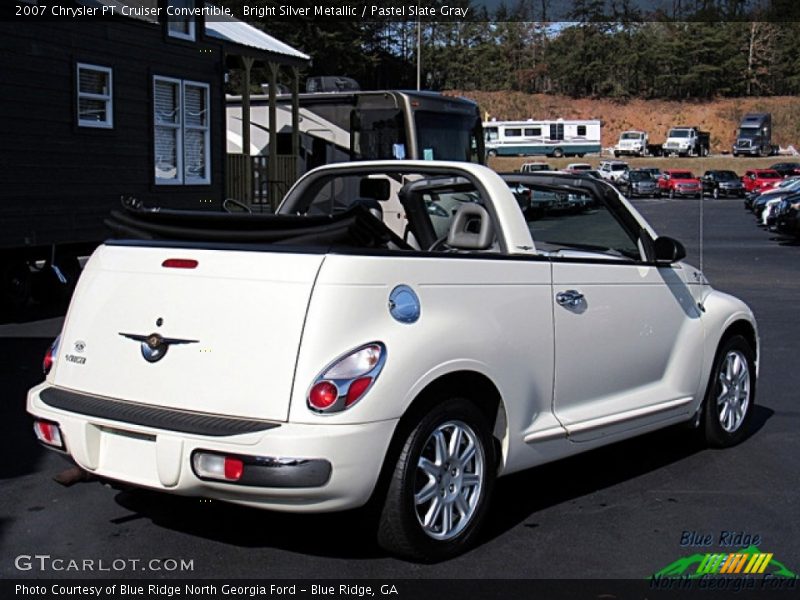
[{"left": 416, "top": 10, "right": 421, "bottom": 90}]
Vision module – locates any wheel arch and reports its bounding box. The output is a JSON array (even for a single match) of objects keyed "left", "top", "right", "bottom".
[
  {"left": 719, "top": 318, "right": 758, "bottom": 369},
  {"left": 367, "top": 370, "right": 507, "bottom": 509}
]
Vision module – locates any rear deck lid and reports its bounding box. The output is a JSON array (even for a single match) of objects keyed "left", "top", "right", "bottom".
[{"left": 52, "top": 244, "right": 324, "bottom": 423}]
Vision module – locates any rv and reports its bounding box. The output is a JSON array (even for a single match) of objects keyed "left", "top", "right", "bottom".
[
  {"left": 483, "top": 119, "right": 601, "bottom": 158},
  {"left": 227, "top": 91, "right": 485, "bottom": 172}
]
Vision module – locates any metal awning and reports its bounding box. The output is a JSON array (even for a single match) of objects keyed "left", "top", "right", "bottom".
[{"left": 205, "top": 14, "right": 310, "bottom": 66}]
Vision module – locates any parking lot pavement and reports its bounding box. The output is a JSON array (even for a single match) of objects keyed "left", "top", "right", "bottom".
[{"left": 1, "top": 197, "right": 798, "bottom": 580}]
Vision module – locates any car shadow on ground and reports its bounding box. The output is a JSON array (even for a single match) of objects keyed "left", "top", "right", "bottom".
[
  {"left": 771, "top": 235, "right": 800, "bottom": 247},
  {"left": 481, "top": 405, "right": 773, "bottom": 543},
  {"left": 111, "top": 405, "right": 773, "bottom": 561}
]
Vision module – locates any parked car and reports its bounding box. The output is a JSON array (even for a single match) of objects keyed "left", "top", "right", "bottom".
[
  {"left": 28, "top": 161, "right": 758, "bottom": 562},
  {"left": 701, "top": 170, "right": 745, "bottom": 199},
  {"left": 748, "top": 176, "right": 800, "bottom": 216},
  {"left": 597, "top": 160, "right": 630, "bottom": 182},
  {"left": 658, "top": 170, "right": 702, "bottom": 199},
  {"left": 639, "top": 167, "right": 662, "bottom": 181},
  {"left": 566, "top": 163, "right": 592, "bottom": 172},
  {"left": 769, "top": 162, "right": 800, "bottom": 178},
  {"left": 519, "top": 162, "right": 551, "bottom": 173},
  {"left": 775, "top": 193, "right": 800, "bottom": 237},
  {"left": 618, "top": 169, "right": 659, "bottom": 198},
  {"left": 742, "top": 169, "right": 782, "bottom": 194},
  {"left": 762, "top": 197, "right": 784, "bottom": 229}
]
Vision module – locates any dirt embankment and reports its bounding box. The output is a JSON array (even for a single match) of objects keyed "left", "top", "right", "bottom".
[{"left": 451, "top": 91, "right": 800, "bottom": 152}]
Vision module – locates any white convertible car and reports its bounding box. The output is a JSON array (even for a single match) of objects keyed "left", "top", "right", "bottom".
[{"left": 28, "top": 161, "right": 758, "bottom": 561}]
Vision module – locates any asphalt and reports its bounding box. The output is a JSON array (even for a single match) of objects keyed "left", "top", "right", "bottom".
[{"left": 1, "top": 197, "right": 798, "bottom": 581}]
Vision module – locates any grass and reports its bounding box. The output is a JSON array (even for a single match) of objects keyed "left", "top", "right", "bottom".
[{"left": 489, "top": 155, "right": 789, "bottom": 175}]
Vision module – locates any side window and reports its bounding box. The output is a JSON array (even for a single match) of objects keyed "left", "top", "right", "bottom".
[
  {"left": 153, "top": 76, "right": 210, "bottom": 185},
  {"left": 76, "top": 63, "right": 113, "bottom": 128},
  {"left": 167, "top": 0, "right": 196, "bottom": 41},
  {"left": 519, "top": 185, "right": 641, "bottom": 260},
  {"left": 524, "top": 127, "right": 541, "bottom": 136},
  {"left": 577, "top": 125, "right": 587, "bottom": 136},
  {"left": 505, "top": 128, "right": 522, "bottom": 138}
]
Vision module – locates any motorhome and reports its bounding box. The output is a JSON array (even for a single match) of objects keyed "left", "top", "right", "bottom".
[
  {"left": 227, "top": 91, "right": 485, "bottom": 172},
  {"left": 483, "top": 119, "right": 601, "bottom": 158}
]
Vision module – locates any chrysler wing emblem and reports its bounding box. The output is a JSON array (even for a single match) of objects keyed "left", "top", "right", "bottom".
[{"left": 119, "top": 332, "right": 199, "bottom": 363}]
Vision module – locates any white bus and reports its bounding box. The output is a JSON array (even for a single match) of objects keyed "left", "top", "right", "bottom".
[{"left": 483, "top": 119, "right": 601, "bottom": 158}]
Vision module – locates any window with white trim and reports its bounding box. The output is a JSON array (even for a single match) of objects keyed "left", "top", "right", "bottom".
[
  {"left": 167, "top": 0, "right": 196, "bottom": 41},
  {"left": 154, "top": 76, "right": 210, "bottom": 185},
  {"left": 77, "top": 63, "right": 113, "bottom": 128}
]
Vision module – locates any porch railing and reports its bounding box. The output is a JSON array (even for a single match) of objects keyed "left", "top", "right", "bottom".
[{"left": 226, "top": 154, "right": 298, "bottom": 211}]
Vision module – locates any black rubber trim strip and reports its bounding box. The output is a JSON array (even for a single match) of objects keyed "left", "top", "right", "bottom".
[{"left": 39, "top": 387, "right": 280, "bottom": 437}]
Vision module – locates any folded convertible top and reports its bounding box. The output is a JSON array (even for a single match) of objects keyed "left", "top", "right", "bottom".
[{"left": 104, "top": 203, "right": 410, "bottom": 249}]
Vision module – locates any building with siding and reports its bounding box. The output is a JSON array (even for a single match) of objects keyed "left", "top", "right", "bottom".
[{"left": 0, "top": 0, "right": 308, "bottom": 311}]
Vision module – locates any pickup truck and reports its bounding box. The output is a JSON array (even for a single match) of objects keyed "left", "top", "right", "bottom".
[
  {"left": 663, "top": 127, "right": 710, "bottom": 157},
  {"left": 613, "top": 130, "right": 662, "bottom": 157},
  {"left": 28, "top": 161, "right": 758, "bottom": 562},
  {"left": 658, "top": 169, "right": 703, "bottom": 199}
]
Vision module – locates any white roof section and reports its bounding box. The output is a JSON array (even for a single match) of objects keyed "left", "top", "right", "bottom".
[{"left": 205, "top": 15, "right": 310, "bottom": 62}]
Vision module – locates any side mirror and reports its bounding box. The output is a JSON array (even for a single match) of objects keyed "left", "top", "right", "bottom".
[{"left": 654, "top": 236, "right": 686, "bottom": 264}]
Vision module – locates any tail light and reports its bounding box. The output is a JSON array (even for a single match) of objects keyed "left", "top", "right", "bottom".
[
  {"left": 192, "top": 452, "right": 244, "bottom": 482},
  {"left": 307, "top": 343, "right": 386, "bottom": 413},
  {"left": 33, "top": 419, "right": 64, "bottom": 450},
  {"left": 43, "top": 334, "right": 61, "bottom": 376}
]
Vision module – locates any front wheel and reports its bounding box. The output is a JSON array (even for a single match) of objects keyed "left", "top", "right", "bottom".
[
  {"left": 713, "top": 187, "right": 720, "bottom": 199},
  {"left": 552, "top": 148, "right": 564, "bottom": 158},
  {"left": 486, "top": 149, "right": 497, "bottom": 158},
  {"left": 377, "top": 398, "right": 496, "bottom": 562},
  {"left": 702, "top": 335, "right": 756, "bottom": 448}
]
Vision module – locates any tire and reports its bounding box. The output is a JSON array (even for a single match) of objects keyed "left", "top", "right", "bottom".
[
  {"left": 713, "top": 187, "right": 719, "bottom": 199},
  {"left": 552, "top": 148, "right": 564, "bottom": 158},
  {"left": 701, "top": 335, "right": 756, "bottom": 448},
  {"left": 612, "top": 150, "right": 618, "bottom": 158},
  {"left": 486, "top": 150, "right": 497, "bottom": 158},
  {"left": 377, "top": 398, "right": 496, "bottom": 562},
  {"left": 669, "top": 189, "right": 675, "bottom": 200}
]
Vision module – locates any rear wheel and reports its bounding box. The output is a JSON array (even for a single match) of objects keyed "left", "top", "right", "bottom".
[
  {"left": 487, "top": 150, "right": 497, "bottom": 158},
  {"left": 377, "top": 398, "right": 496, "bottom": 562},
  {"left": 701, "top": 335, "right": 756, "bottom": 448}
]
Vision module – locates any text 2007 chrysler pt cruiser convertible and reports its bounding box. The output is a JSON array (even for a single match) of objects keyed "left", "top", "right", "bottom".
[{"left": 28, "top": 161, "right": 758, "bottom": 561}]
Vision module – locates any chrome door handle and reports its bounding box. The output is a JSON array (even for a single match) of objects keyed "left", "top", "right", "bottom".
[{"left": 556, "top": 289, "right": 584, "bottom": 307}]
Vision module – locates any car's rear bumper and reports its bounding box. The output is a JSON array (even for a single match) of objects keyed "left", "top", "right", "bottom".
[{"left": 28, "top": 383, "right": 398, "bottom": 512}]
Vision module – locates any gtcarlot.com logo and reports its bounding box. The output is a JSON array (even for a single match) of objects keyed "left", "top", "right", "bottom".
[{"left": 14, "top": 554, "right": 194, "bottom": 572}]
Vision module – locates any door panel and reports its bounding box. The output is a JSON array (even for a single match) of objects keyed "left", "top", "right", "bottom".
[{"left": 551, "top": 261, "right": 704, "bottom": 441}]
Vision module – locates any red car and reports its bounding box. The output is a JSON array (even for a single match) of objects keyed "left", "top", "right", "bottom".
[
  {"left": 658, "top": 169, "right": 702, "bottom": 198},
  {"left": 742, "top": 169, "right": 782, "bottom": 193}
]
